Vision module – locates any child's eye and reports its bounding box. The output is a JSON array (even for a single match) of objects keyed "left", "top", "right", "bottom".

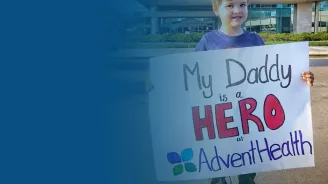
[
  {"left": 226, "top": 5, "right": 233, "bottom": 8},
  {"left": 240, "top": 3, "right": 246, "bottom": 7}
]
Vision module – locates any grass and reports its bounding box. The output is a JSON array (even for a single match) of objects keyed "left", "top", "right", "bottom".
[
  {"left": 309, "top": 41, "right": 328, "bottom": 46},
  {"left": 266, "top": 41, "right": 328, "bottom": 46},
  {"left": 122, "top": 41, "right": 328, "bottom": 49},
  {"left": 123, "top": 42, "right": 197, "bottom": 49}
]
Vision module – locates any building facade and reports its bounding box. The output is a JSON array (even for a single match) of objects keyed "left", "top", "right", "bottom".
[{"left": 132, "top": 0, "right": 328, "bottom": 35}]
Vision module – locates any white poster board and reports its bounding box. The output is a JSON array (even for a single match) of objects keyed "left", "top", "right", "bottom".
[{"left": 148, "top": 42, "right": 314, "bottom": 181}]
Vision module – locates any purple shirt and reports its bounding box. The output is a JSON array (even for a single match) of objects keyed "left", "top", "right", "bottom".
[{"left": 195, "top": 30, "right": 265, "bottom": 51}]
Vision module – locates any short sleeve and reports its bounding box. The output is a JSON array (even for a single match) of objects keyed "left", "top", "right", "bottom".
[
  {"left": 249, "top": 33, "right": 265, "bottom": 46},
  {"left": 257, "top": 34, "right": 265, "bottom": 46},
  {"left": 195, "top": 36, "right": 207, "bottom": 52}
]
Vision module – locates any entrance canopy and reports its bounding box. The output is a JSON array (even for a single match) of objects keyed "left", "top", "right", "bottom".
[{"left": 137, "top": 0, "right": 322, "bottom": 8}]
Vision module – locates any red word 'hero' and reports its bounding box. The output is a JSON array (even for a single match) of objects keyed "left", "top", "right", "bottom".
[{"left": 192, "top": 94, "right": 285, "bottom": 141}]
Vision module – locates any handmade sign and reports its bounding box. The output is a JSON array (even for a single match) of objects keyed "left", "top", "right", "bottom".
[{"left": 148, "top": 42, "right": 314, "bottom": 181}]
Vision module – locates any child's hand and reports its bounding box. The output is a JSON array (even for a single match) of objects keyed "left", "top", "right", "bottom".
[{"left": 302, "top": 71, "right": 314, "bottom": 86}]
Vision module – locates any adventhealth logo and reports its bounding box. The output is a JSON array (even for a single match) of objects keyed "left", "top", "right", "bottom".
[{"left": 167, "top": 148, "right": 197, "bottom": 176}]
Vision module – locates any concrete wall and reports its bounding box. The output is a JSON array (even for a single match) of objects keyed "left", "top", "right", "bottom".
[{"left": 293, "top": 2, "right": 313, "bottom": 33}]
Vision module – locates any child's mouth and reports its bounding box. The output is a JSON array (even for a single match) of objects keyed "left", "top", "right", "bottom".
[{"left": 232, "top": 16, "right": 243, "bottom": 20}]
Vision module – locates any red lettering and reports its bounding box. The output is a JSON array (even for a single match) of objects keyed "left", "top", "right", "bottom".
[
  {"left": 215, "top": 103, "right": 238, "bottom": 138},
  {"left": 192, "top": 105, "right": 215, "bottom": 141},
  {"left": 264, "top": 94, "right": 285, "bottom": 130},
  {"left": 239, "top": 98, "right": 264, "bottom": 134}
]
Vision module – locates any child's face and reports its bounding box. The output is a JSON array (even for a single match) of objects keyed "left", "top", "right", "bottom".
[{"left": 215, "top": 0, "right": 248, "bottom": 29}]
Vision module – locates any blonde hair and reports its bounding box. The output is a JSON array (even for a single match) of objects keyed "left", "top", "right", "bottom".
[{"left": 212, "top": 0, "right": 251, "bottom": 13}]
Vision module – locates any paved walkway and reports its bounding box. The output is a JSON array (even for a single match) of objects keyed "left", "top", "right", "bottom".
[{"left": 310, "top": 46, "right": 328, "bottom": 56}]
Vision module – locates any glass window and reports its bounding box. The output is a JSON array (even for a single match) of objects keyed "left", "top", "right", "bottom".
[
  {"left": 259, "top": 9, "right": 277, "bottom": 17},
  {"left": 282, "top": 4, "right": 291, "bottom": 8},
  {"left": 281, "top": 8, "right": 291, "bottom": 17},
  {"left": 245, "top": 4, "right": 293, "bottom": 34},
  {"left": 261, "top": 17, "right": 276, "bottom": 33},
  {"left": 281, "top": 17, "right": 291, "bottom": 33},
  {"left": 261, "top": 4, "right": 272, "bottom": 8},
  {"left": 275, "top": 8, "right": 282, "bottom": 17},
  {"left": 319, "top": 2, "right": 328, "bottom": 11}
]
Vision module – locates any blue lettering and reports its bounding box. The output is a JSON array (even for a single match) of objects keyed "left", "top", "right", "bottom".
[
  {"left": 231, "top": 153, "right": 242, "bottom": 167},
  {"left": 218, "top": 154, "right": 230, "bottom": 168},
  {"left": 256, "top": 138, "right": 272, "bottom": 162},
  {"left": 299, "top": 130, "right": 313, "bottom": 155},
  {"left": 199, "top": 148, "right": 212, "bottom": 172},
  {"left": 270, "top": 143, "right": 282, "bottom": 160},
  {"left": 293, "top": 131, "right": 300, "bottom": 155},
  {"left": 241, "top": 150, "right": 253, "bottom": 166},
  {"left": 282, "top": 141, "right": 293, "bottom": 156},
  {"left": 290, "top": 132, "right": 296, "bottom": 155},
  {"left": 250, "top": 141, "right": 256, "bottom": 164},
  {"left": 210, "top": 146, "right": 222, "bottom": 171},
  {"left": 197, "top": 130, "right": 312, "bottom": 172}
]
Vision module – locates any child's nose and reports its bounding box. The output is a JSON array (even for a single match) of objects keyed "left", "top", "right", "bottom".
[{"left": 233, "top": 6, "right": 242, "bottom": 13}]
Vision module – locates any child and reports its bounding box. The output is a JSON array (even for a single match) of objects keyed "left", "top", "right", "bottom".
[{"left": 195, "top": 0, "right": 314, "bottom": 184}]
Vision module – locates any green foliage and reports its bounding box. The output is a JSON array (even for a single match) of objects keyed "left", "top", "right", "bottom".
[
  {"left": 300, "top": 32, "right": 312, "bottom": 41},
  {"left": 309, "top": 41, "right": 328, "bottom": 46},
  {"left": 264, "top": 40, "right": 288, "bottom": 45},
  {"left": 122, "top": 41, "right": 328, "bottom": 49},
  {"left": 123, "top": 32, "right": 328, "bottom": 48},
  {"left": 133, "top": 32, "right": 328, "bottom": 43},
  {"left": 141, "top": 34, "right": 166, "bottom": 42},
  {"left": 122, "top": 42, "right": 197, "bottom": 48},
  {"left": 258, "top": 32, "right": 328, "bottom": 42},
  {"left": 310, "top": 32, "right": 328, "bottom": 41},
  {"left": 138, "top": 33, "right": 204, "bottom": 42},
  {"left": 265, "top": 40, "right": 328, "bottom": 46}
]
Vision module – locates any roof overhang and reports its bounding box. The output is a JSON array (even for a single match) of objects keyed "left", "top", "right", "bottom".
[{"left": 137, "top": 0, "right": 323, "bottom": 8}]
